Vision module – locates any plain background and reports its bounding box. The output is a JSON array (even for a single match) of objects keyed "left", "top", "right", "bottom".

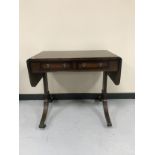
[
  {"left": 1, "top": 0, "right": 155, "bottom": 155},
  {"left": 19, "top": 0, "right": 134, "bottom": 94}
]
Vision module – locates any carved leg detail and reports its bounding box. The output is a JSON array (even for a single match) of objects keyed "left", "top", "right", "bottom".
[
  {"left": 102, "top": 72, "right": 112, "bottom": 127},
  {"left": 39, "top": 99, "right": 49, "bottom": 128},
  {"left": 103, "top": 100, "right": 112, "bottom": 126},
  {"left": 39, "top": 73, "right": 50, "bottom": 128}
]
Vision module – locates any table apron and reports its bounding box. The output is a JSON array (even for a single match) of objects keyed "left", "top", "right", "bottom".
[{"left": 30, "top": 61, "right": 118, "bottom": 73}]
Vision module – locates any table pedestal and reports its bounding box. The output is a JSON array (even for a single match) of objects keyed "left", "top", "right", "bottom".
[{"left": 39, "top": 72, "right": 112, "bottom": 128}]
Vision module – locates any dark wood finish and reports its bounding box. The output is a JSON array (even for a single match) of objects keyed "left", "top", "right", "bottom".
[
  {"left": 30, "top": 60, "right": 118, "bottom": 73},
  {"left": 102, "top": 72, "right": 112, "bottom": 126},
  {"left": 39, "top": 73, "right": 54, "bottom": 128},
  {"left": 27, "top": 60, "right": 42, "bottom": 87},
  {"left": 30, "top": 50, "right": 120, "bottom": 59},
  {"left": 39, "top": 73, "right": 49, "bottom": 128},
  {"left": 27, "top": 50, "right": 122, "bottom": 85},
  {"left": 26, "top": 50, "right": 122, "bottom": 128}
]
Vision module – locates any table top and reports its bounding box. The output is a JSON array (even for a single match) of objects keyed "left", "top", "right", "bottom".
[
  {"left": 30, "top": 50, "right": 120, "bottom": 60},
  {"left": 27, "top": 50, "right": 122, "bottom": 86}
]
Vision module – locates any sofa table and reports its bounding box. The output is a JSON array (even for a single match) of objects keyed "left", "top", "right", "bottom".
[{"left": 27, "top": 50, "right": 122, "bottom": 128}]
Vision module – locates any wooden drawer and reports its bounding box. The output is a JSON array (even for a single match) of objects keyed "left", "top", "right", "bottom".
[
  {"left": 78, "top": 61, "right": 118, "bottom": 71},
  {"left": 78, "top": 62, "right": 108, "bottom": 70},
  {"left": 31, "top": 62, "right": 72, "bottom": 72},
  {"left": 31, "top": 61, "right": 118, "bottom": 72},
  {"left": 40, "top": 62, "right": 71, "bottom": 71}
]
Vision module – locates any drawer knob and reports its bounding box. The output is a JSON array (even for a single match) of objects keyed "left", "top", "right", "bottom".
[
  {"left": 46, "top": 64, "right": 50, "bottom": 68},
  {"left": 63, "top": 63, "right": 67, "bottom": 68},
  {"left": 82, "top": 63, "right": 86, "bottom": 68},
  {"left": 42, "top": 64, "right": 50, "bottom": 69},
  {"left": 99, "top": 63, "right": 103, "bottom": 67}
]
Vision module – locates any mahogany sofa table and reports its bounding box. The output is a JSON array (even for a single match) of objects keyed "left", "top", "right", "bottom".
[{"left": 27, "top": 50, "right": 122, "bottom": 128}]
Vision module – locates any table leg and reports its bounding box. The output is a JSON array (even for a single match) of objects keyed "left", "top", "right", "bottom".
[
  {"left": 39, "top": 73, "right": 50, "bottom": 128},
  {"left": 102, "top": 72, "right": 112, "bottom": 127}
]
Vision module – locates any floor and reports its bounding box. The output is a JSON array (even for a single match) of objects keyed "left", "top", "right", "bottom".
[{"left": 19, "top": 99, "right": 135, "bottom": 155}]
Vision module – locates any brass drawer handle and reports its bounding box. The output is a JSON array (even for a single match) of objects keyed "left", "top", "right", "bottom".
[
  {"left": 82, "top": 63, "right": 86, "bottom": 68},
  {"left": 99, "top": 63, "right": 103, "bottom": 67},
  {"left": 42, "top": 64, "right": 50, "bottom": 69},
  {"left": 99, "top": 62, "right": 108, "bottom": 67},
  {"left": 63, "top": 63, "right": 67, "bottom": 68},
  {"left": 46, "top": 64, "right": 50, "bottom": 69}
]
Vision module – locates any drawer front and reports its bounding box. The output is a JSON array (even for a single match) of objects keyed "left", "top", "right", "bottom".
[
  {"left": 31, "top": 62, "right": 72, "bottom": 72},
  {"left": 40, "top": 62, "right": 71, "bottom": 71},
  {"left": 30, "top": 61, "right": 118, "bottom": 72},
  {"left": 78, "top": 62, "right": 108, "bottom": 70},
  {"left": 78, "top": 61, "right": 118, "bottom": 71}
]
